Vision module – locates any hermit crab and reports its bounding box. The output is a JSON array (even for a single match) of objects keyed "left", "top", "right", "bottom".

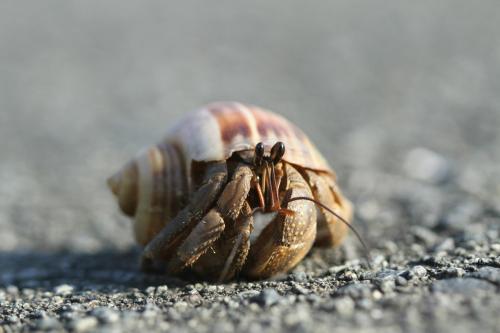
[{"left": 108, "top": 102, "right": 357, "bottom": 281}]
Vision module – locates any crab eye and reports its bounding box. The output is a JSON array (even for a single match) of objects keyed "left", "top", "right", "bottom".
[
  {"left": 254, "top": 142, "right": 265, "bottom": 166},
  {"left": 270, "top": 142, "right": 285, "bottom": 165}
]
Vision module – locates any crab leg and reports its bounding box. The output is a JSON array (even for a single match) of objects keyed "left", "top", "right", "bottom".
[
  {"left": 303, "top": 170, "right": 353, "bottom": 247},
  {"left": 216, "top": 164, "right": 253, "bottom": 220},
  {"left": 217, "top": 201, "right": 253, "bottom": 282},
  {"left": 166, "top": 209, "right": 225, "bottom": 273},
  {"left": 161, "top": 164, "right": 254, "bottom": 273},
  {"left": 142, "top": 161, "right": 228, "bottom": 261},
  {"left": 244, "top": 164, "right": 317, "bottom": 279}
]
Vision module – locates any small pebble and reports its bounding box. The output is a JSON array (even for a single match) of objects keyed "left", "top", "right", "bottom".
[
  {"left": 156, "top": 285, "right": 169, "bottom": 295},
  {"left": 396, "top": 276, "right": 408, "bottom": 286},
  {"left": 70, "top": 317, "right": 98, "bottom": 332},
  {"left": 434, "top": 238, "right": 455, "bottom": 253},
  {"left": 251, "top": 288, "right": 282, "bottom": 307},
  {"left": 333, "top": 297, "right": 355, "bottom": 317},
  {"left": 237, "top": 290, "right": 260, "bottom": 299},
  {"left": 410, "top": 266, "right": 427, "bottom": 279},
  {"left": 411, "top": 226, "right": 439, "bottom": 247},
  {"left": 92, "top": 307, "right": 119, "bottom": 324},
  {"left": 376, "top": 269, "right": 399, "bottom": 281},
  {"left": 343, "top": 271, "right": 358, "bottom": 281},
  {"left": 404, "top": 147, "right": 451, "bottom": 184},
  {"left": 206, "top": 285, "right": 217, "bottom": 292},
  {"left": 173, "top": 301, "right": 188, "bottom": 311},
  {"left": 54, "top": 284, "right": 74, "bottom": 296},
  {"left": 143, "top": 304, "right": 160, "bottom": 318},
  {"left": 432, "top": 278, "right": 496, "bottom": 296},
  {"left": 34, "top": 317, "right": 61, "bottom": 331},
  {"left": 372, "top": 290, "right": 383, "bottom": 300},
  {"left": 290, "top": 272, "right": 307, "bottom": 282},
  {"left": 336, "top": 283, "right": 372, "bottom": 299},
  {"left": 379, "top": 280, "right": 396, "bottom": 293},
  {"left": 445, "top": 267, "right": 465, "bottom": 278},
  {"left": 6, "top": 286, "right": 19, "bottom": 295},
  {"left": 291, "top": 284, "right": 310, "bottom": 295},
  {"left": 468, "top": 267, "right": 500, "bottom": 284},
  {"left": 383, "top": 241, "right": 399, "bottom": 254},
  {"left": 491, "top": 243, "right": 500, "bottom": 252},
  {"left": 440, "top": 200, "right": 483, "bottom": 231},
  {"left": 357, "top": 298, "right": 374, "bottom": 310}
]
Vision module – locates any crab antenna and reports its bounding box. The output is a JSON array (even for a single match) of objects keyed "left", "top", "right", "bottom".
[{"left": 285, "top": 196, "right": 372, "bottom": 269}]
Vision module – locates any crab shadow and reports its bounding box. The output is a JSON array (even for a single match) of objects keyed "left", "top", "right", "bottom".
[
  {"left": 0, "top": 246, "right": 356, "bottom": 292},
  {"left": 0, "top": 248, "right": 193, "bottom": 292}
]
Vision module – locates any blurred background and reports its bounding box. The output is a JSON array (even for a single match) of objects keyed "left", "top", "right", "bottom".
[{"left": 1, "top": 0, "right": 499, "bottom": 253}]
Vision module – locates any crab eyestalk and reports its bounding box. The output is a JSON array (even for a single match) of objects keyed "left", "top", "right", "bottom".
[{"left": 252, "top": 142, "right": 287, "bottom": 213}]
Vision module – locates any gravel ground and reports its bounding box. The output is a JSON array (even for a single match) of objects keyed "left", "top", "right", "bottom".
[{"left": 1, "top": 1, "right": 499, "bottom": 332}]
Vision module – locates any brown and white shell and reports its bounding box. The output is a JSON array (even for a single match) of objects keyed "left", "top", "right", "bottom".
[
  {"left": 108, "top": 102, "right": 335, "bottom": 245},
  {"left": 168, "top": 102, "right": 331, "bottom": 172}
]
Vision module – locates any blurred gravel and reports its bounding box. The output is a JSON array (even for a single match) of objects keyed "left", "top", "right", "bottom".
[{"left": 1, "top": 1, "right": 499, "bottom": 332}]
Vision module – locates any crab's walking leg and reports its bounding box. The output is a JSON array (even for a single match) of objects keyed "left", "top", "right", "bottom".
[
  {"left": 166, "top": 164, "right": 254, "bottom": 273},
  {"left": 244, "top": 164, "right": 317, "bottom": 279},
  {"left": 166, "top": 209, "right": 225, "bottom": 272},
  {"left": 142, "top": 161, "right": 227, "bottom": 261},
  {"left": 217, "top": 201, "right": 253, "bottom": 282},
  {"left": 216, "top": 164, "right": 253, "bottom": 220},
  {"left": 304, "top": 170, "right": 353, "bottom": 247},
  {"left": 190, "top": 201, "right": 254, "bottom": 281}
]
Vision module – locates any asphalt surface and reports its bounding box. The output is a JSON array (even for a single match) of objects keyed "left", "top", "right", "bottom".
[{"left": 1, "top": 1, "right": 499, "bottom": 332}]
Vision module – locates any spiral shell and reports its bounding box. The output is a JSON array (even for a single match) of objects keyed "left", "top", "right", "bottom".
[
  {"left": 108, "top": 102, "right": 335, "bottom": 245},
  {"left": 108, "top": 141, "right": 188, "bottom": 245}
]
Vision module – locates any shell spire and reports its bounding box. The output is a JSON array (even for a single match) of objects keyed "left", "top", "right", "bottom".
[
  {"left": 107, "top": 160, "right": 138, "bottom": 217},
  {"left": 108, "top": 143, "right": 188, "bottom": 245}
]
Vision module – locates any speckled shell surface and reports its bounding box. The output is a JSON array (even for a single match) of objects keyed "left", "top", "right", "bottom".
[{"left": 165, "top": 102, "right": 333, "bottom": 174}]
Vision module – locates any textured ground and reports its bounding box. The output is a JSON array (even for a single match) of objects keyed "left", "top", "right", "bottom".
[{"left": 1, "top": 1, "right": 499, "bottom": 332}]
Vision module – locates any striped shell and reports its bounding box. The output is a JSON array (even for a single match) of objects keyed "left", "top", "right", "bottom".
[
  {"left": 108, "top": 102, "right": 334, "bottom": 245},
  {"left": 168, "top": 102, "right": 332, "bottom": 172}
]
